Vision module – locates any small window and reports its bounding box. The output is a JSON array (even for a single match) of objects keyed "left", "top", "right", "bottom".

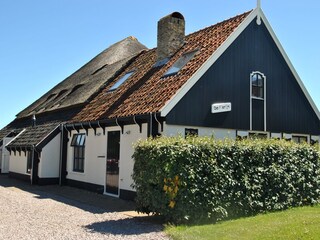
[
  {"left": 26, "top": 151, "right": 32, "bottom": 174},
  {"left": 163, "top": 50, "right": 198, "bottom": 77},
  {"left": 109, "top": 71, "right": 134, "bottom": 91},
  {"left": 185, "top": 128, "right": 198, "bottom": 137},
  {"left": 292, "top": 135, "right": 308, "bottom": 144},
  {"left": 71, "top": 134, "right": 86, "bottom": 172},
  {"left": 251, "top": 72, "right": 264, "bottom": 99}
]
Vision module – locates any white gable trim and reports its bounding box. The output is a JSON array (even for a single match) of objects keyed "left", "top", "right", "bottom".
[
  {"left": 5, "top": 129, "right": 26, "bottom": 147},
  {"left": 258, "top": 10, "right": 320, "bottom": 120},
  {"left": 160, "top": 8, "right": 320, "bottom": 121}
]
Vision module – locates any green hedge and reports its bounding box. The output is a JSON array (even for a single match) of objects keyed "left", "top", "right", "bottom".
[{"left": 132, "top": 137, "right": 320, "bottom": 223}]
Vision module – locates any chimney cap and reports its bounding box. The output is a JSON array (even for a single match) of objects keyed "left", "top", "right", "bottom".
[{"left": 160, "top": 12, "right": 184, "bottom": 21}]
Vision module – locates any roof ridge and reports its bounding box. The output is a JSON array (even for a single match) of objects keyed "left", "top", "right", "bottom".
[{"left": 186, "top": 10, "right": 253, "bottom": 39}]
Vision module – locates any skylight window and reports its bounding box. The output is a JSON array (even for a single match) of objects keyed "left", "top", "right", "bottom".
[
  {"left": 109, "top": 71, "right": 134, "bottom": 91},
  {"left": 163, "top": 50, "right": 198, "bottom": 77}
]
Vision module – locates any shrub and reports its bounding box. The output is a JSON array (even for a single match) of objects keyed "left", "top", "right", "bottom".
[{"left": 132, "top": 136, "right": 320, "bottom": 223}]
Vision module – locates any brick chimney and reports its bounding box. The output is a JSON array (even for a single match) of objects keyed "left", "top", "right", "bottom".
[{"left": 157, "top": 12, "right": 185, "bottom": 62}]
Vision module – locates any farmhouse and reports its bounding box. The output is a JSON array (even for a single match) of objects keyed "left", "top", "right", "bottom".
[{"left": 1, "top": 5, "right": 319, "bottom": 200}]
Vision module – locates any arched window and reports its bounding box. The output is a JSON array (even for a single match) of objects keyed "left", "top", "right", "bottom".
[
  {"left": 250, "top": 71, "right": 266, "bottom": 131},
  {"left": 251, "top": 72, "right": 264, "bottom": 99}
]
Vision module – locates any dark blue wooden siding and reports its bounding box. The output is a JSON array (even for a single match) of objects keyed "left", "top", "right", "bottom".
[{"left": 166, "top": 18, "right": 320, "bottom": 135}]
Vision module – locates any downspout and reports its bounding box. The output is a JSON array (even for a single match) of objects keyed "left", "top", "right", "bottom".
[
  {"left": 31, "top": 114, "right": 36, "bottom": 184},
  {"left": 154, "top": 112, "right": 161, "bottom": 133},
  {"left": 30, "top": 145, "right": 35, "bottom": 185},
  {"left": 149, "top": 112, "right": 153, "bottom": 137},
  {"left": 59, "top": 123, "right": 64, "bottom": 186}
]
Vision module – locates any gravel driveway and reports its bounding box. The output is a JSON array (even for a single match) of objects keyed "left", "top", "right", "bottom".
[{"left": 0, "top": 175, "right": 169, "bottom": 240}]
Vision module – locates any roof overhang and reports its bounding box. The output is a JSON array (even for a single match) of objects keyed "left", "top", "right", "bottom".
[
  {"left": 65, "top": 113, "right": 164, "bottom": 135},
  {"left": 5, "top": 124, "right": 61, "bottom": 152}
]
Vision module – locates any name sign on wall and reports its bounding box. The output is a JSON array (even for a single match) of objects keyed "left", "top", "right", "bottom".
[{"left": 211, "top": 102, "right": 232, "bottom": 114}]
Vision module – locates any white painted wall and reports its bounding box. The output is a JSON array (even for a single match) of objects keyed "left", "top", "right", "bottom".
[
  {"left": 9, "top": 152, "right": 29, "bottom": 175},
  {"left": 163, "top": 123, "right": 236, "bottom": 139},
  {"left": 38, "top": 133, "right": 61, "bottom": 178},
  {"left": 67, "top": 128, "right": 107, "bottom": 186},
  {"left": 66, "top": 124, "right": 148, "bottom": 193},
  {"left": 119, "top": 123, "right": 148, "bottom": 191}
]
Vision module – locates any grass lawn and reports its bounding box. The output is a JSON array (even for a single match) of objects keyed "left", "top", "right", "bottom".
[{"left": 165, "top": 204, "right": 320, "bottom": 240}]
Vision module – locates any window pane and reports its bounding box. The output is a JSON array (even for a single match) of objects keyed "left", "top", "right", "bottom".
[
  {"left": 252, "top": 74, "right": 258, "bottom": 85},
  {"left": 259, "top": 87, "right": 264, "bottom": 98},
  {"left": 73, "top": 145, "right": 85, "bottom": 172},
  {"left": 109, "top": 71, "right": 134, "bottom": 91},
  {"left": 71, "top": 134, "right": 86, "bottom": 146},
  {"left": 76, "top": 135, "right": 81, "bottom": 145},
  {"left": 257, "top": 77, "right": 263, "bottom": 87},
  {"left": 163, "top": 50, "right": 198, "bottom": 77},
  {"left": 71, "top": 135, "right": 78, "bottom": 146},
  {"left": 79, "top": 135, "right": 85, "bottom": 146}
]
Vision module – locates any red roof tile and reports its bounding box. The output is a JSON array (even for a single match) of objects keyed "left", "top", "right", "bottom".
[{"left": 71, "top": 11, "right": 251, "bottom": 123}]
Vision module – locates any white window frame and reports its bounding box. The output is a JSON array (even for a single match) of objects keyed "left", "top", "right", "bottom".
[
  {"left": 250, "top": 71, "right": 267, "bottom": 131},
  {"left": 71, "top": 133, "right": 86, "bottom": 173}
]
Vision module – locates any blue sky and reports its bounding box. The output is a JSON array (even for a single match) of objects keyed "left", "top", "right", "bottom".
[{"left": 0, "top": 0, "right": 319, "bottom": 129}]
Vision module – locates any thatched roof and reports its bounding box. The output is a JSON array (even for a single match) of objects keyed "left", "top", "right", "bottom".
[{"left": 17, "top": 36, "right": 147, "bottom": 118}]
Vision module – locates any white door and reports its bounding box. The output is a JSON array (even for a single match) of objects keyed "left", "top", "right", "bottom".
[{"left": 1, "top": 138, "right": 12, "bottom": 173}]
